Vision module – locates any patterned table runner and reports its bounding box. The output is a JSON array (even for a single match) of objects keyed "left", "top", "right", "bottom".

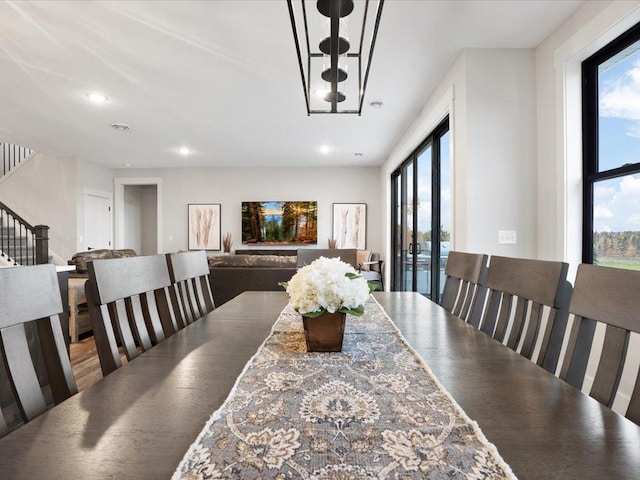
[{"left": 173, "top": 296, "right": 517, "bottom": 479}]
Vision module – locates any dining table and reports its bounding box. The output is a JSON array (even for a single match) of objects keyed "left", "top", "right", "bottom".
[{"left": 0, "top": 291, "right": 639, "bottom": 479}]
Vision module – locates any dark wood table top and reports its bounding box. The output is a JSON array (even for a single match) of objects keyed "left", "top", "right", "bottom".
[
  {"left": 0, "top": 291, "right": 638, "bottom": 479},
  {"left": 375, "top": 292, "right": 640, "bottom": 480}
]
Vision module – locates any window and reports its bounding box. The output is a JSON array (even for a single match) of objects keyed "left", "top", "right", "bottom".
[
  {"left": 583, "top": 22, "right": 640, "bottom": 270},
  {"left": 391, "top": 117, "right": 450, "bottom": 300}
]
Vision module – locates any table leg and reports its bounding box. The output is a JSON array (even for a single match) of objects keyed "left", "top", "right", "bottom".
[{"left": 68, "top": 284, "right": 78, "bottom": 343}]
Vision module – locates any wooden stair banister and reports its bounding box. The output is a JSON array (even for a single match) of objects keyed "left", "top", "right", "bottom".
[{"left": 0, "top": 200, "right": 49, "bottom": 265}]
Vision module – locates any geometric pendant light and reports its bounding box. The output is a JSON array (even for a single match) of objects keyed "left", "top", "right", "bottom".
[{"left": 287, "top": 0, "right": 385, "bottom": 115}]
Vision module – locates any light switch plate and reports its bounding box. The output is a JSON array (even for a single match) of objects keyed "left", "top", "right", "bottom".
[{"left": 498, "top": 230, "right": 517, "bottom": 244}]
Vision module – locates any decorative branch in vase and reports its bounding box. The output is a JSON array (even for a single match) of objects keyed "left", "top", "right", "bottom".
[{"left": 222, "top": 232, "right": 233, "bottom": 254}]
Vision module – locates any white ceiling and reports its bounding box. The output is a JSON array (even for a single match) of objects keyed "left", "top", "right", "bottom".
[{"left": 0, "top": 0, "right": 584, "bottom": 169}]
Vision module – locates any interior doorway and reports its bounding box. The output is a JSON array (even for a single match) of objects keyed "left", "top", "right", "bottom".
[
  {"left": 114, "top": 177, "right": 163, "bottom": 254},
  {"left": 123, "top": 185, "right": 158, "bottom": 255}
]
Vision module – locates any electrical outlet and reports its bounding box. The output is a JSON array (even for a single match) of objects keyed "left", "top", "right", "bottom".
[{"left": 498, "top": 230, "right": 517, "bottom": 244}]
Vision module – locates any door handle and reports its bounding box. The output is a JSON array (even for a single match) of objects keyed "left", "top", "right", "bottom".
[
  {"left": 416, "top": 243, "right": 422, "bottom": 254},
  {"left": 409, "top": 243, "right": 413, "bottom": 254}
]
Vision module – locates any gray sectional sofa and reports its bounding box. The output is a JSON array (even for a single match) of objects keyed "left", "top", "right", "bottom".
[
  {"left": 207, "top": 248, "right": 379, "bottom": 306},
  {"left": 208, "top": 253, "right": 297, "bottom": 306}
]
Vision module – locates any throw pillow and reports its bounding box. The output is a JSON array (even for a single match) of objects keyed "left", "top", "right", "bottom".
[{"left": 356, "top": 249, "right": 372, "bottom": 271}]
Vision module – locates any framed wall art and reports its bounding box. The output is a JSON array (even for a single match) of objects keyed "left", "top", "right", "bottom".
[
  {"left": 188, "top": 204, "right": 221, "bottom": 250},
  {"left": 332, "top": 203, "right": 366, "bottom": 250},
  {"left": 242, "top": 201, "right": 318, "bottom": 245}
]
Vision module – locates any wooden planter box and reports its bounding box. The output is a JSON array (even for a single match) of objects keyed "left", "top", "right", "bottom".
[{"left": 302, "top": 312, "right": 346, "bottom": 352}]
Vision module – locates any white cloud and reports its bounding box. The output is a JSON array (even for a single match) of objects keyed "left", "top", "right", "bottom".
[
  {"left": 595, "top": 224, "right": 612, "bottom": 233},
  {"left": 598, "top": 175, "right": 640, "bottom": 231},
  {"left": 618, "top": 174, "right": 640, "bottom": 195},
  {"left": 594, "top": 204, "right": 614, "bottom": 219},
  {"left": 626, "top": 214, "right": 640, "bottom": 228},
  {"left": 594, "top": 185, "right": 616, "bottom": 198},
  {"left": 600, "top": 60, "right": 640, "bottom": 121}
]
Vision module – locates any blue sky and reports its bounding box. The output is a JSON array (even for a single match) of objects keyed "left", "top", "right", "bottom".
[
  {"left": 595, "top": 47, "right": 640, "bottom": 232},
  {"left": 414, "top": 131, "right": 452, "bottom": 235}
]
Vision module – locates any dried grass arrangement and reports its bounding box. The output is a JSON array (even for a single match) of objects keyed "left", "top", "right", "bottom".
[{"left": 222, "top": 232, "right": 233, "bottom": 253}]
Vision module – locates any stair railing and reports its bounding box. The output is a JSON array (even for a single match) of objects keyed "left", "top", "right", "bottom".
[
  {"left": 0, "top": 200, "right": 49, "bottom": 265},
  {"left": 1, "top": 143, "right": 34, "bottom": 178}
]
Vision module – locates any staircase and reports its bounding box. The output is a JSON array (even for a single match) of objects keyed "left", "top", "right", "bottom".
[
  {"left": 1, "top": 142, "right": 33, "bottom": 177},
  {"left": 0, "top": 143, "right": 49, "bottom": 266},
  {"left": 0, "top": 204, "right": 49, "bottom": 265},
  {"left": 0, "top": 223, "right": 32, "bottom": 265}
]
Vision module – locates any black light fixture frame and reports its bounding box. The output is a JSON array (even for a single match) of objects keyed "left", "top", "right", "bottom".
[{"left": 287, "top": 0, "right": 384, "bottom": 115}]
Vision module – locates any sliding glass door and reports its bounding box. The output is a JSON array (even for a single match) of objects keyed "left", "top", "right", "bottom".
[{"left": 391, "top": 118, "right": 450, "bottom": 301}]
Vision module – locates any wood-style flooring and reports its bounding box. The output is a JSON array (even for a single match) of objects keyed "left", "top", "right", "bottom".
[{"left": 70, "top": 336, "right": 104, "bottom": 391}]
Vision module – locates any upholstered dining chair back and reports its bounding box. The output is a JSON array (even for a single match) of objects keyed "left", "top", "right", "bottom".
[
  {"left": 440, "top": 251, "right": 488, "bottom": 323},
  {"left": 166, "top": 250, "right": 215, "bottom": 327},
  {"left": 479, "top": 256, "right": 572, "bottom": 372},
  {"left": 296, "top": 249, "right": 357, "bottom": 269},
  {"left": 86, "top": 254, "right": 174, "bottom": 376},
  {"left": 557, "top": 264, "right": 640, "bottom": 424},
  {"left": 0, "top": 264, "right": 77, "bottom": 437}
]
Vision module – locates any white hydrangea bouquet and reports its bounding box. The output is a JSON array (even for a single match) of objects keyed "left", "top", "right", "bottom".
[{"left": 280, "top": 256, "right": 375, "bottom": 317}]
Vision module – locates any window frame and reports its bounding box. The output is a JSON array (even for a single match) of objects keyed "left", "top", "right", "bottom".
[{"left": 582, "top": 21, "right": 640, "bottom": 264}]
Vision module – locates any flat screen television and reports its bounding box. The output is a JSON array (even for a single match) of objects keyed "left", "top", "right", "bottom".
[{"left": 242, "top": 201, "right": 318, "bottom": 245}]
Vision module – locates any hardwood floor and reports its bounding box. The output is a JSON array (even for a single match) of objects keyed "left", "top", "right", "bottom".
[{"left": 70, "top": 335, "right": 104, "bottom": 391}]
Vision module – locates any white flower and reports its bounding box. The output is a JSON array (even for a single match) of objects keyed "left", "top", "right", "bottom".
[{"left": 282, "top": 257, "right": 371, "bottom": 316}]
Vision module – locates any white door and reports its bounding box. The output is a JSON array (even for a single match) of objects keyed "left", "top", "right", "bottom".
[{"left": 84, "top": 193, "right": 112, "bottom": 250}]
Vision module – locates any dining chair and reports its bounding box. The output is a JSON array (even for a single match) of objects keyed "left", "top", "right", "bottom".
[
  {"left": 0, "top": 264, "right": 77, "bottom": 437},
  {"left": 356, "top": 251, "right": 385, "bottom": 291},
  {"left": 85, "top": 254, "right": 174, "bottom": 376},
  {"left": 296, "top": 248, "right": 357, "bottom": 268},
  {"left": 479, "top": 255, "right": 572, "bottom": 371},
  {"left": 166, "top": 250, "right": 215, "bottom": 327},
  {"left": 440, "top": 251, "right": 488, "bottom": 323},
  {"left": 557, "top": 264, "right": 640, "bottom": 424}
]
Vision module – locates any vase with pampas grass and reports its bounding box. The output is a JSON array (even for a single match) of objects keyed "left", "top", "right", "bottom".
[{"left": 222, "top": 232, "right": 233, "bottom": 254}]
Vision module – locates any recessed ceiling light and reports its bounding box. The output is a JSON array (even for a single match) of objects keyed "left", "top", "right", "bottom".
[
  {"left": 124, "top": 163, "right": 132, "bottom": 167},
  {"left": 319, "top": 145, "right": 331, "bottom": 154},
  {"left": 87, "top": 92, "right": 108, "bottom": 104},
  {"left": 178, "top": 146, "right": 191, "bottom": 156},
  {"left": 111, "top": 123, "right": 130, "bottom": 131},
  {"left": 369, "top": 100, "right": 384, "bottom": 108},
  {"left": 354, "top": 152, "right": 364, "bottom": 157}
]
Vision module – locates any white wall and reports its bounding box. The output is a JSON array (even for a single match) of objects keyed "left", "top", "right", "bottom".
[
  {"left": 0, "top": 153, "right": 77, "bottom": 261},
  {"left": 465, "top": 49, "right": 537, "bottom": 257},
  {"left": 382, "top": 48, "right": 538, "bottom": 272},
  {"left": 114, "top": 166, "right": 382, "bottom": 255}
]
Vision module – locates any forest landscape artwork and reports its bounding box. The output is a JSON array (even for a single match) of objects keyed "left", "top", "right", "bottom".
[{"left": 242, "top": 201, "right": 317, "bottom": 245}]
